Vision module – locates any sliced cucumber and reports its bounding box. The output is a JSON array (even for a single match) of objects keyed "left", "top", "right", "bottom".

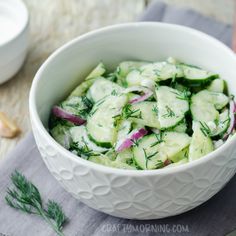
[
  {"left": 87, "top": 78, "right": 123, "bottom": 103},
  {"left": 189, "top": 121, "right": 214, "bottom": 161},
  {"left": 170, "top": 120, "right": 187, "bottom": 133},
  {"left": 127, "top": 102, "right": 160, "bottom": 129},
  {"left": 125, "top": 70, "right": 143, "bottom": 87},
  {"left": 50, "top": 124, "right": 71, "bottom": 149},
  {"left": 179, "top": 64, "right": 219, "bottom": 85},
  {"left": 70, "top": 126, "right": 108, "bottom": 153},
  {"left": 133, "top": 132, "right": 191, "bottom": 170},
  {"left": 85, "top": 62, "right": 106, "bottom": 80},
  {"left": 115, "top": 148, "right": 133, "bottom": 163},
  {"left": 156, "top": 86, "right": 189, "bottom": 129},
  {"left": 169, "top": 147, "right": 189, "bottom": 163},
  {"left": 207, "top": 79, "right": 225, "bottom": 93},
  {"left": 140, "top": 62, "right": 183, "bottom": 81},
  {"left": 89, "top": 154, "right": 136, "bottom": 170},
  {"left": 61, "top": 96, "right": 92, "bottom": 119},
  {"left": 211, "top": 109, "right": 230, "bottom": 137},
  {"left": 87, "top": 94, "right": 128, "bottom": 147},
  {"left": 190, "top": 90, "right": 229, "bottom": 124},
  {"left": 69, "top": 79, "right": 96, "bottom": 97},
  {"left": 116, "top": 61, "right": 147, "bottom": 79}
]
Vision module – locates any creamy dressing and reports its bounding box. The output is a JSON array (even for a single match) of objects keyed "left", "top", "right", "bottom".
[{"left": 0, "top": 14, "right": 18, "bottom": 44}]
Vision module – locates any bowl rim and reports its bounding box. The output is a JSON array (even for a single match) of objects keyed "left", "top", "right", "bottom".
[
  {"left": 0, "top": 0, "right": 29, "bottom": 47},
  {"left": 29, "top": 22, "right": 236, "bottom": 176}
]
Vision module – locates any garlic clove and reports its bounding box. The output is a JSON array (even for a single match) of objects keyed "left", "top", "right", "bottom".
[{"left": 0, "top": 112, "right": 21, "bottom": 138}]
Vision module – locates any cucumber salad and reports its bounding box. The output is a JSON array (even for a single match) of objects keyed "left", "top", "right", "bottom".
[{"left": 49, "top": 58, "right": 236, "bottom": 170}]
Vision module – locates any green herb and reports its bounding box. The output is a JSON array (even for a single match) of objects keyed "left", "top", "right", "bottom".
[
  {"left": 199, "top": 121, "right": 211, "bottom": 137},
  {"left": 111, "top": 89, "right": 118, "bottom": 96},
  {"left": 69, "top": 140, "right": 99, "bottom": 159},
  {"left": 172, "top": 89, "right": 190, "bottom": 101},
  {"left": 5, "top": 171, "right": 67, "bottom": 236},
  {"left": 162, "top": 106, "right": 175, "bottom": 118},
  {"left": 106, "top": 73, "right": 117, "bottom": 82},
  {"left": 150, "top": 133, "right": 164, "bottom": 147},
  {"left": 152, "top": 105, "right": 159, "bottom": 116},
  {"left": 122, "top": 104, "right": 142, "bottom": 119},
  {"left": 222, "top": 118, "right": 230, "bottom": 124},
  {"left": 131, "top": 139, "right": 139, "bottom": 147},
  {"left": 155, "top": 160, "right": 165, "bottom": 169},
  {"left": 143, "top": 148, "right": 159, "bottom": 169}
]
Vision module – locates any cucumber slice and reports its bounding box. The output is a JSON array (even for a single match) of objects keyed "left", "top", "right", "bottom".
[
  {"left": 189, "top": 122, "right": 214, "bottom": 161},
  {"left": 87, "top": 78, "right": 123, "bottom": 103},
  {"left": 140, "top": 62, "right": 183, "bottom": 81},
  {"left": 89, "top": 154, "right": 136, "bottom": 170},
  {"left": 116, "top": 120, "right": 132, "bottom": 141},
  {"left": 115, "top": 148, "right": 133, "bottom": 163},
  {"left": 211, "top": 109, "right": 230, "bottom": 137},
  {"left": 207, "top": 79, "right": 225, "bottom": 93},
  {"left": 50, "top": 124, "right": 71, "bottom": 148},
  {"left": 126, "top": 70, "right": 143, "bottom": 87},
  {"left": 156, "top": 86, "right": 189, "bottom": 129},
  {"left": 70, "top": 126, "right": 108, "bottom": 153},
  {"left": 169, "top": 147, "right": 189, "bottom": 163},
  {"left": 180, "top": 64, "right": 219, "bottom": 85},
  {"left": 61, "top": 96, "right": 92, "bottom": 119},
  {"left": 127, "top": 102, "right": 160, "bottom": 129},
  {"left": 116, "top": 61, "right": 147, "bottom": 78},
  {"left": 125, "top": 62, "right": 183, "bottom": 87},
  {"left": 170, "top": 120, "right": 187, "bottom": 133},
  {"left": 133, "top": 132, "right": 191, "bottom": 170},
  {"left": 190, "top": 90, "right": 229, "bottom": 124},
  {"left": 87, "top": 94, "right": 128, "bottom": 147},
  {"left": 69, "top": 79, "right": 96, "bottom": 97},
  {"left": 85, "top": 62, "right": 106, "bottom": 80}
]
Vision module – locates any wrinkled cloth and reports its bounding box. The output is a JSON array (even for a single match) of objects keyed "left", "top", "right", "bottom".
[{"left": 0, "top": 1, "right": 234, "bottom": 236}]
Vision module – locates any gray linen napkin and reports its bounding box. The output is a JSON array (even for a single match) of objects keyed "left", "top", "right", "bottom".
[{"left": 0, "top": 1, "right": 234, "bottom": 236}]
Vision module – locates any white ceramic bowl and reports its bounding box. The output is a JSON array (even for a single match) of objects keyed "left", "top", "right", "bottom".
[
  {"left": 0, "top": 0, "right": 29, "bottom": 84},
  {"left": 29, "top": 22, "right": 236, "bottom": 219}
]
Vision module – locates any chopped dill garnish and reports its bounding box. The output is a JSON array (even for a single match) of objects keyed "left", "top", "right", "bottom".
[
  {"left": 122, "top": 104, "right": 142, "bottom": 119},
  {"left": 162, "top": 106, "right": 175, "bottom": 118},
  {"left": 199, "top": 121, "right": 212, "bottom": 137},
  {"left": 152, "top": 105, "right": 159, "bottom": 116},
  {"left": 172, "top": 89, "right": 190, "bottom": 101},
  {"left": 143, "top": 148, "right": 159, "bottom": 169},
  {"left": 150, "top": 133, "right": 164, "bottom": 147}
]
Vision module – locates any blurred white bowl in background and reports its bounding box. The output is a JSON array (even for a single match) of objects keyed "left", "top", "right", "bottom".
[{"left": 0, "top": 0, "right": 29, "bottom": 84}]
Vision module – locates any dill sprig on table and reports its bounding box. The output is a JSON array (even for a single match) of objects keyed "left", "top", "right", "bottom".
[{"left": 5, "top": 171, "right": 68, "bottom": 236}]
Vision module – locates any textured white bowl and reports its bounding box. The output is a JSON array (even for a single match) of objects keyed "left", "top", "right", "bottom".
[
  {"left": 29, "top": 23, "right": 236, "bottom": 219},
  {"left": 0, "top": 0, "right": 29, "bottom": 84}
]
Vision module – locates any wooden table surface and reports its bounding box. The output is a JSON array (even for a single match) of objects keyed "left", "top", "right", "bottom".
[{"left": 0, "top": 0, "right": 234, "bottom": 160}]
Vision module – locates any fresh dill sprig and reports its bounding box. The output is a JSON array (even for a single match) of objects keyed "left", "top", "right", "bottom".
[
  {"left": 172, "top": 89, "right": 190, "bottom": 101},
  {"left": 155, "top": 160, "right": 165, "bottom": 169},
  {"left": 69, "top": 140, "right": 99, "bottom": 159},
  {"left": 199, "top": 121, "right": 212, "bottom": 137},
  {"left": 152, "top": 105, "right": 159, "bottom": 116},
  {"left": 143, "top": 148, "right": 159, "bottom": 169},
  {"left": 111, "top": 89, "right": 118, "bottom": 96},
  {"left": 150, "top": 133, "right": 164, "bottom": 147},
  {"left": 122, "top": 104, "right": 142, "bottom": 119},
  {"left": 5, "top": 171, "right": 67, "bottom": 236},
  {"left": 162, "top": 106, "right": 175, "bottom": 118}
]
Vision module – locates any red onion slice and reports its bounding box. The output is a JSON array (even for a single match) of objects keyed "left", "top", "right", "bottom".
[
  {"left": 52, "top": 106, "right": 86, "bottom": 125},
  {"left": 116, "top": 128, "right": 148, "bottom": 152},
  {"left": 123, "top": 86, "right": 153, "bottom": 104},
  {"left": 129, "top": 91, "right": 153, "bottom": 104},
  {"left": 223, "top": 100, "right": 236, "bottom": 140}
]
